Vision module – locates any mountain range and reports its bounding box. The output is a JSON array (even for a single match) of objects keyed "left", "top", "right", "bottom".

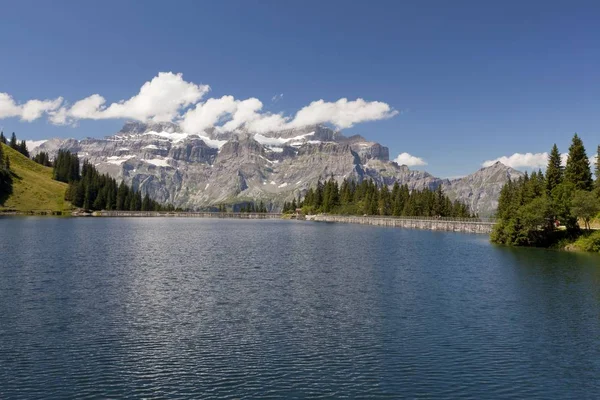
[{"left": 29, "top": 122, "right": 523, "bottom": 216}]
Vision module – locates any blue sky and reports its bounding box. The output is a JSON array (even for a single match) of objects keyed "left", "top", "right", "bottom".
[{"left": 0, "top": 0, "right": 599, "bottom": 177}]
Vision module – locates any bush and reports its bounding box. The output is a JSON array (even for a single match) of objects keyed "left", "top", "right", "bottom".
[{"left": 572, "top": 231, "right": 600, "bottom": 252}]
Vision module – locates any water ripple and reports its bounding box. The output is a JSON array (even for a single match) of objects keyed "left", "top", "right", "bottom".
[{"left": 0, "top": 217, "right": 599, "bottom": 399}]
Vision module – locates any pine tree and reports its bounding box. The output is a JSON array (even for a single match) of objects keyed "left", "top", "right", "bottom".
[
  {"left": 9, "top": 133, "right": 17, "bottom": 150},
  {"left": 564, "top": 134, "right": 593, "bottom": 191},
  {"left": 546, "top": 144, "right": 563, "bottom": 194},
  {"left": 18, "top": 140, "right": 29, "bottom": 157},
  {"left": 116, "top": 181, "right": 128, "bottom": 210},
  {"left": 0, "top": 132, "right": 6, "bottom": 144}
]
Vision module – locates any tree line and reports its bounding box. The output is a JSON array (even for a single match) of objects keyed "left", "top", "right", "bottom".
[
  {"left": 54, "top": 150, "right": 176, "bottom": 212},
  {"left": 0, "top": 132, "right": 29, "bottom": 158},
  {"left": 492, "top": 134, "right": 600, "bottom": 247},
  {"left": 239, "top": 201, "right": 268, "bottom": 213},
  {"left": 33, "top": 151, "right": 52, "bottom": 167},
  {"left": 283, "top": 176, "right": 473, "bottom": 218},
  {"left": 53, "top": 150, "right": 81, "bottom": 183}
]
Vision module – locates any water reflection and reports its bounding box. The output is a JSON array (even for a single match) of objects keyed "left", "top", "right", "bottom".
[{"left": 0, "top": 218, "right": 599, "bottom": 398}]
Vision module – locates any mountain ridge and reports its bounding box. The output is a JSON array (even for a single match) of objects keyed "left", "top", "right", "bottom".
[{"left": 28, "top": 122, "right": 523, "bottom": 216}]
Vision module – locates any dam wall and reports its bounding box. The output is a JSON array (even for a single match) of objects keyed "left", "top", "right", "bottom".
[
  {"left": 94, "top": 211, "right": 282, "bottom": 219},
  {"left": 90, "top": 211, "right": 495, "bottom": 234},
  {"left": 308, "top": 215, "right": 496, "bottom": 234}
]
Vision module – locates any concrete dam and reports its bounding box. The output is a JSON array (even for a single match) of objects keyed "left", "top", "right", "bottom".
[
  {"left": 91, "top": 211, "right": 496, "bottom": 234},
  {"left": 307, "top": 215, "right": 496, "bottom": 234}
]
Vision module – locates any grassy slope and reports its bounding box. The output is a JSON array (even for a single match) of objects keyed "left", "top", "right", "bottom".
[{"left": 0, "top": 143, "right": 70, "bottom": 212}]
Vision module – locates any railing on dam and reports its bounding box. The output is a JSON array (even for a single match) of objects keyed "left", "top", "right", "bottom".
[
  {"left": 308, "top": 214, "right": 496, "bottom": 234},
  {"left": 95, "top": 211, "right": 283, "bottom": 219},
  {"left": 88, "top": 211, "right": 496, "bottom": 234},
  {"left": 327, "top": 215, "right": 497, "bottom": 224}
]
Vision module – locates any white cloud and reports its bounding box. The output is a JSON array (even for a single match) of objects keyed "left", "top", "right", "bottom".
[
  {"left": 483, "top": 152, "right": 596, "bottom": 169},
  {"left": 101, "top": 72, "right": 209, "bottom": 121},
  {"left": 68, "top": 94, "right": 106, "bottom": 119},
  {"left": 0, "top": 92, "right": 63, "bottom": 122},
  {"left": 52, "top": 72, "right": 210, "bottom": 125},
  {"left": 483, "top": 152, "right": 549, "bottom": 169},
  {"left": 181, "top": 93, "right": 396, "bottom": 135},
  {"left": 180, "top": 95, "right": 238, "bottom": 133},
  {"left": 0, "top": 72, "right": 398, "bottom": 133},
  {"left": 394, "top": 152, "right": 427, "bottom": 166},
  {"left": 288, "top": 98, "right": 398, "bottom": 130}
]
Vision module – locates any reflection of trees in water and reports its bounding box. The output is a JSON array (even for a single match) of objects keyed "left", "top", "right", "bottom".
[{"left": 499, "top": 246, "right": 600, "bottom": 334}]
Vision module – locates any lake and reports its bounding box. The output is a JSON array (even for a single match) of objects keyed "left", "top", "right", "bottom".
[{"left": 1, "top": 217, "right": 599, "bottom": 399}]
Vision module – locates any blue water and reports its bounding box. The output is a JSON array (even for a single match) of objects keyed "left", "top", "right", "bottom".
[{"left": 1, "top": 217, "right": 599, "bottom": 399}]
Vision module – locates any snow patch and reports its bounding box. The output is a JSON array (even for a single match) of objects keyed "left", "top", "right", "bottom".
[
  {"left": 278, "top": 182, "right": 288, "bottom": 188},
  {"left": 254, "top": 132, "right": 314, "bottom": 147},
  {"left": 106, "top": 155, "right": 135, "bottom": 165},
  {"left": 197, "top": 135, "right": 227, "bottom": 149},
  {"left": 141, "top": 130, "right": 226, "bottom": 148},
  {"left": 144, "top": 158, "right": 171, "bottom": 167},
  {"left": 144, "top": 130, "right": 189, "bottom": 143},
  {"left": 25, "top": 140, "right": 47, "bottom": 152}
]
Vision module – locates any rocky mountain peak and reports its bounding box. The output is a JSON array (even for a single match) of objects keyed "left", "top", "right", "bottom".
[{"left": 29, "top": 122, "right": 520, "bottom": 216}]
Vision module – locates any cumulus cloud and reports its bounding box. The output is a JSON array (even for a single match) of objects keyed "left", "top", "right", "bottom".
[
  {"left": 289, "top": 98, "right": 398, "bottom": 130},
  {"left": 394, "top": 152, "right": 427, "bottom": 166},
  {"left": 483, "top": 153, "right": 549, "bottom": 169},
  {"left": 0, "top": 93, "right": 63, "bottom": 122},
  {"left": 0, "top": 72, "right": 398, "bottom": 133},
  {"left": 180, "top": 95, "right": 239, "bottom": 133},
  {"left": 483, "top": 152, "right": 597, "bottom": 169},
  {"left": 52, "top": 72, "right": 210, "bottom": 125}
]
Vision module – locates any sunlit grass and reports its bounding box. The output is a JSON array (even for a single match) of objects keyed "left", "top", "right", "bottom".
[{"left": 0, "top": 143, "right": 71, "bottom": 212}]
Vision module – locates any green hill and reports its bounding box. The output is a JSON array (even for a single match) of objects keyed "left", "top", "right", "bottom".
[{"left": 0, "top": 143, "right": 71, "bottom": 213}]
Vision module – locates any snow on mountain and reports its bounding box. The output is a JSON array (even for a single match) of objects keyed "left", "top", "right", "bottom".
[{"left": 29, "top": 122, "right": 519, "bottom": 215}]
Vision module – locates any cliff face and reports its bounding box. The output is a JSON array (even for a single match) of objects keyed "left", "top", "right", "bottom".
[
  {"left": 30, "top": 122, "right": 522, "bottom": 215},
  {"left": 443, "top": 162, "right": 524, "bottom": 216}
]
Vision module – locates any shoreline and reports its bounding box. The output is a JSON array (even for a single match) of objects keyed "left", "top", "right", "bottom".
[{"left": 1, "top": 210, "right": 495, "bottom": 235}]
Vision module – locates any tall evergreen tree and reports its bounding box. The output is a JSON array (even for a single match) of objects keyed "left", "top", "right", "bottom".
[
  {"left": 18, "top": 140, "right": 29, "bottom": 157},
  {"left": 564, "top": 133, "right": 593, "bottom": 191},
  {"left": 0, "top": 132, "right": 6, "bottom": 144},
  {"left": 546, "top": 144, "right": 563, "bottom": 194},
  {"left": 9, "top": 133, "right": 17, "bottom": 150}
]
